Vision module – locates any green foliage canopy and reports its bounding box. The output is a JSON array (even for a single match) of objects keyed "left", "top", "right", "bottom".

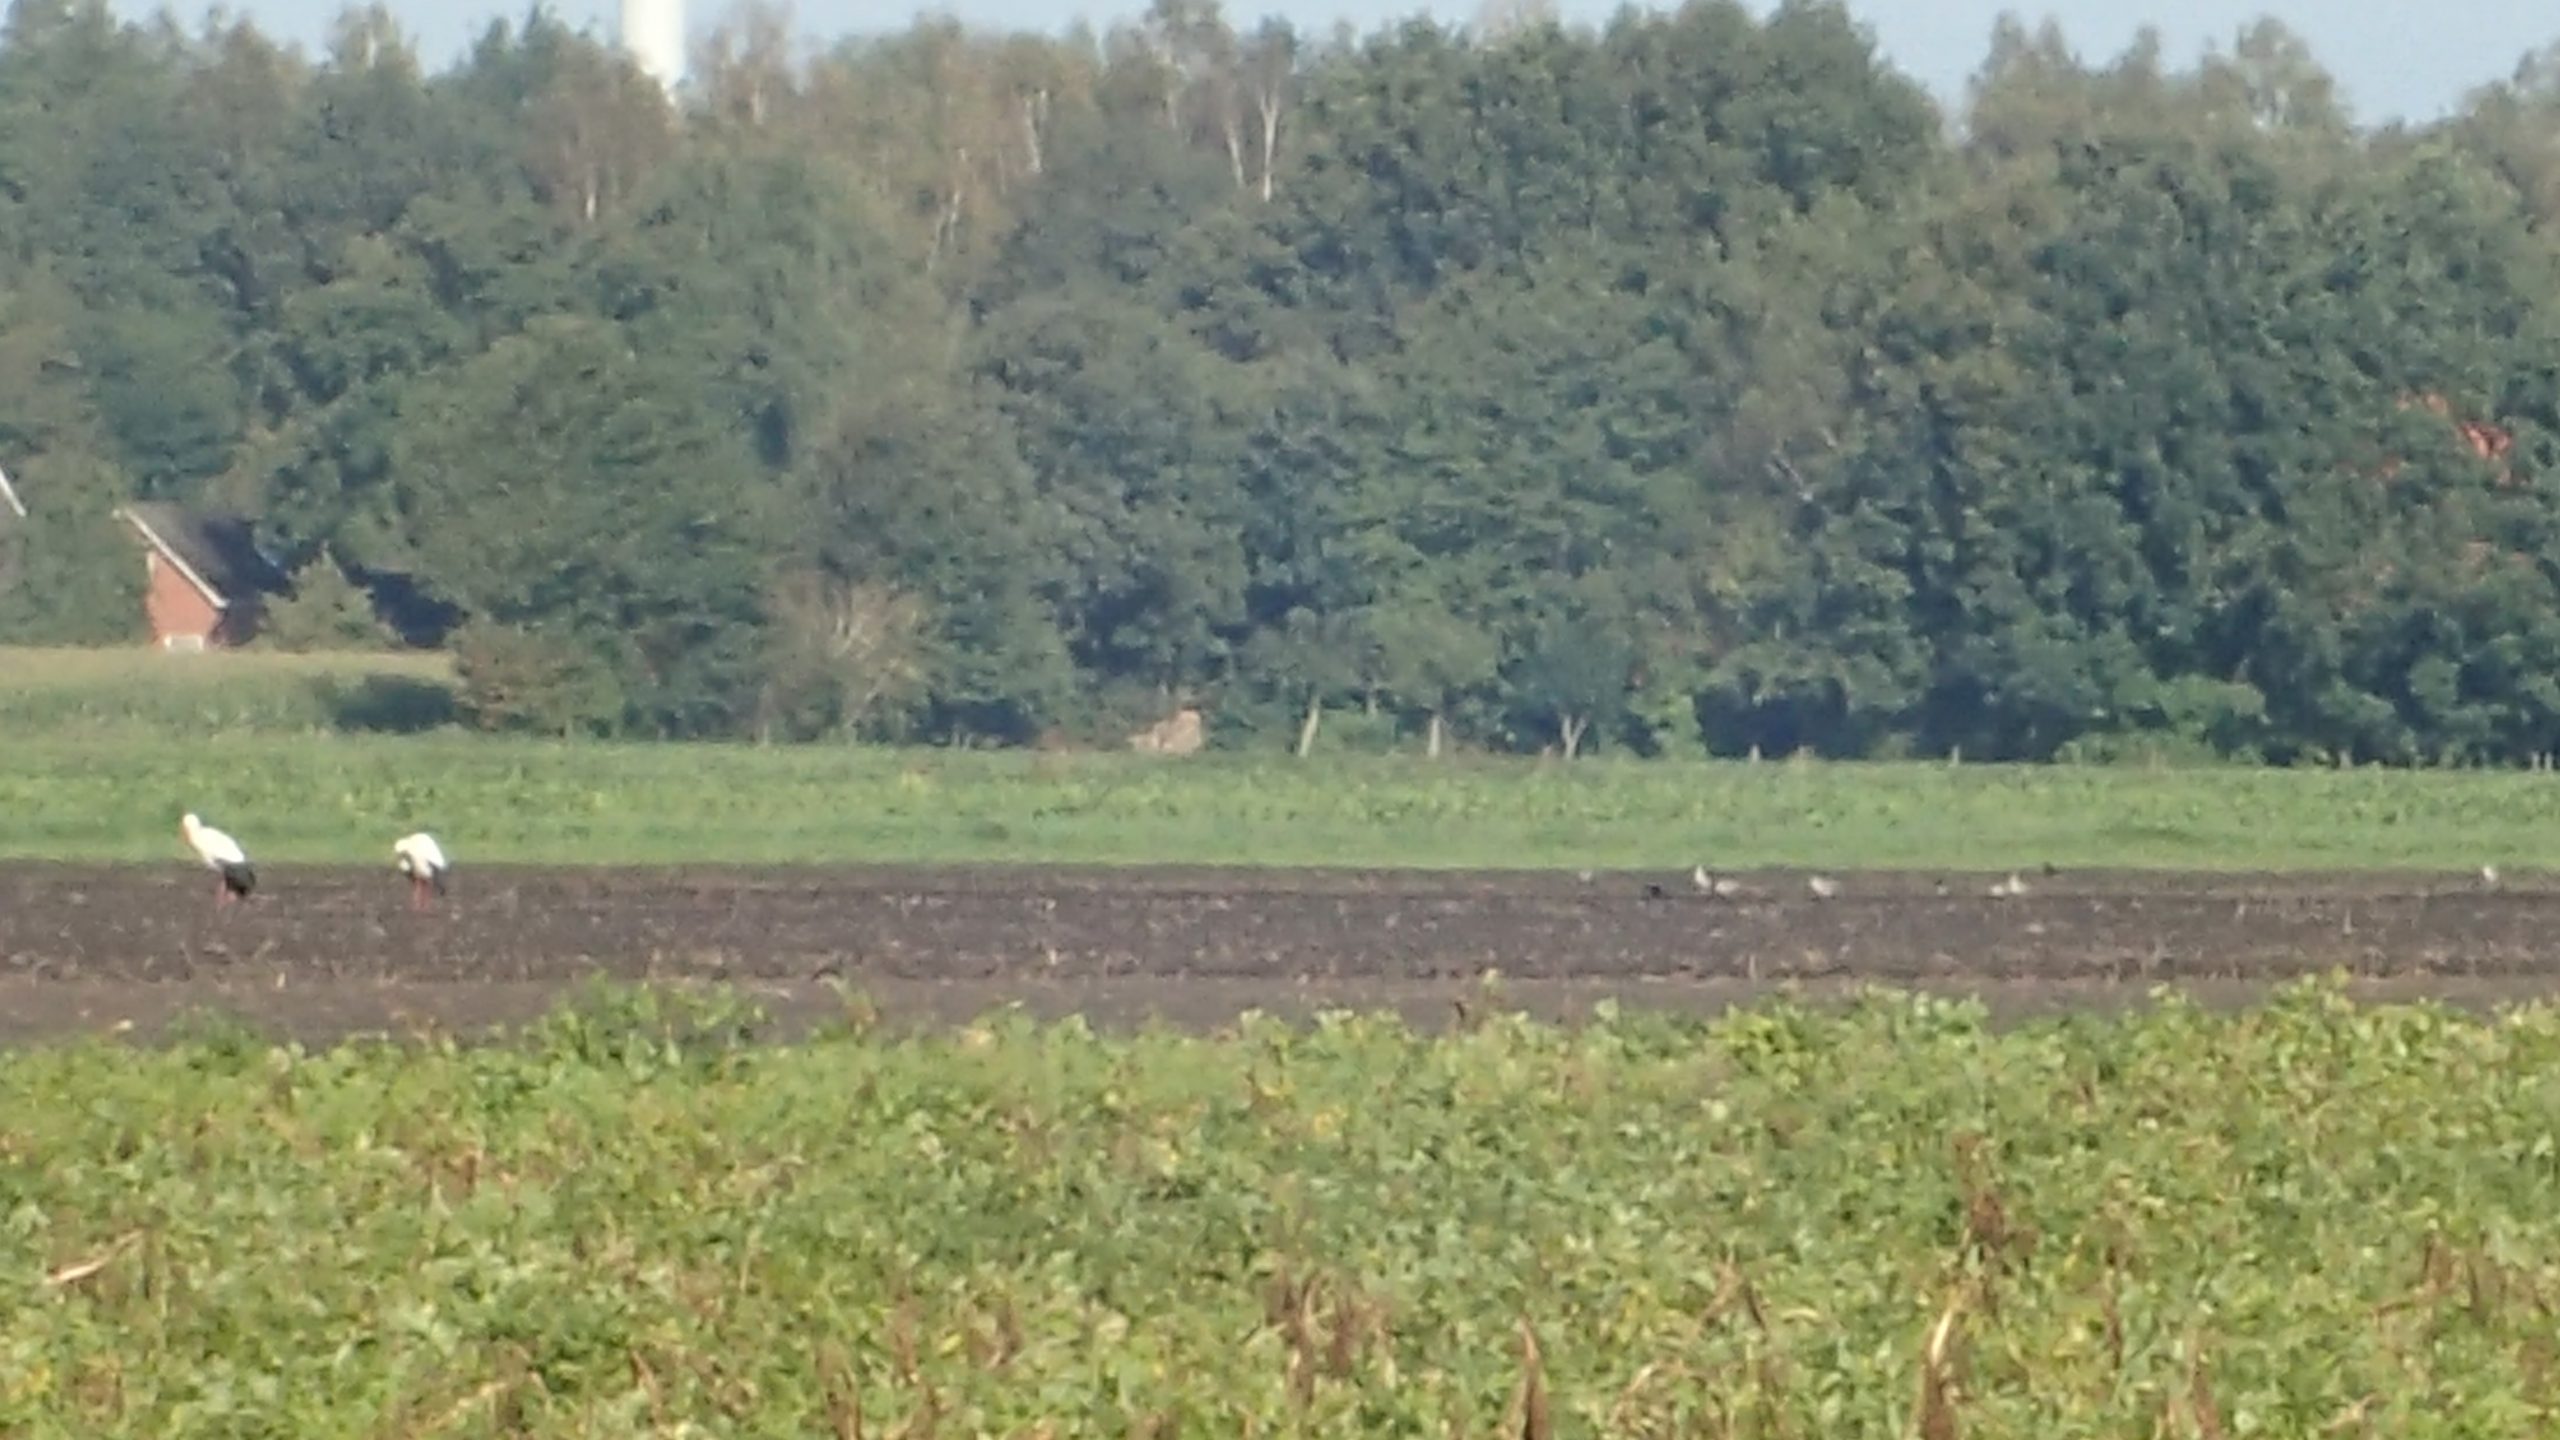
[{"left": 0, "top": 1, "right": 2556, "bottom": 760}]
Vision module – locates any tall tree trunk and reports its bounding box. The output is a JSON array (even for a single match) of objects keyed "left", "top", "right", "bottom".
[
  {"left": 1221, "top": 116, "right": 1247, "bottom": 190},
  {"left": 1256, "top": 97, "right": 1281, "bottom": 200},
  {"left": 1559, "top": 714, "right": 1587, "bottom": 761},
  {"left": 1427, "top": 711, "right": 1444, "bottom": 759},
  {"left": 927, "top": 166, "right": 967, "bottom": 272},
  {"left": 1295, "top": 693, "right": 1322, "bottom": 757},
  {"left": 1020, "top": 89, "right": 1047, "bottom": 176}
]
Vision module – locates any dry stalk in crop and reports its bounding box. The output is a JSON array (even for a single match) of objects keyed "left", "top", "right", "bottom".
[
  {"left": 1605, "top": 1362, "right": 1664, "bottom": 1429},
  {"left": 1265, "top": 1263, "right": 1320, "bottom": 1404},
  {"left": 2100, "top": 1276, "right": 2124, "bottom": 1376},
  {"left": 1754, "top": 1352, "right": 1794, "bottom": 1438},
  {"left": 1705, "top": 1259, "right": 1770, "bottom": 1335},
  {"left": 996, "top": 1299, "right": 1026, "bottom": 1367},
  {"left": 1324, "top": 1284, "right": 1366, "bottom": 1380},
  {"left": 629, "top": 1350, "right": 667, "bottom": 1429},
  {"left": 1911, "top": 1294, "right": 1965, "bottom": 1440},
  {"left": 2375, "top": 1231, "right": 2458, "bottom": 1326},
  {"left": 1287, "top": 1302, "right": 1317, "bottom": 1405},
  {"left": 422, "top": 1379, "right": 514, "bottom": 1437},
  {"left": 2467, "top": 1253, "right": 2505, "bottom": 1321},
  {"left": 889, "top": 1296, "right": 922, "bottom": 1383},
  {"left": 891, "top": 1381, "right": 945, "bottom": 1440},
  {"left": 1953, "top": 1132, "right": 2035, "bottom": 1277},
  {"left": 43, "top": 1230, "right": 141, "bottom": 1289},
  {"left": 2321, "top": 1393, "right": 2381, "bottom": 1437},
  {"left": 818, "top": 1345, "right": 865, "bottom": 1440},
  {"left": 2167, "top": 1337, "right": 2225, "bottom": 1440},
  {"left": 1501, "top": 1318, "right": 1553, "bottom": 1440}
]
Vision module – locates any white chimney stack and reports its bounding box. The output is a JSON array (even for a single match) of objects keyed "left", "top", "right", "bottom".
[{"left": 621, "top": 0, "right": 685, "bottom": 95}]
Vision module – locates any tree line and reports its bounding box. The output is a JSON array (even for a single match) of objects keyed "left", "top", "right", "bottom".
[{"left": 3, "top": 0, "right": 2560, "bottom": 764}]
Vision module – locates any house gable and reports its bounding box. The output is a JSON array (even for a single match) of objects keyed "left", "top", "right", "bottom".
[
  {"left": 119, "top": 505, "right": 230, "bottom": 612},
  {"left": 115, "top": 503, "right": 292, "bottom": 648}
]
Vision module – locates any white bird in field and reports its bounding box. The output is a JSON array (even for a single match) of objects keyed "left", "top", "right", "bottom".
[
  {"left": 1689, "top": 865, "right": 1745, "bottom": 899},
  {"left": 179, "top": 812, "right": 255, "bottom": 909},
  {"left": 1807, "top": 874, "right": 1840, "bottom": 900},
  {"left": 1988, "top": 871, "right": 2028, "bottom": 899},
  {"left": 393, "top": 831, "right": 450, "bottom": 912}
]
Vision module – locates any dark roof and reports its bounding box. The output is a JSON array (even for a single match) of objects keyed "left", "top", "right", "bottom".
[{"left": 120, "top": 502, "right": 291, "bottom": 606}]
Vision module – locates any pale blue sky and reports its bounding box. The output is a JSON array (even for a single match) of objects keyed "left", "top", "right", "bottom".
[{"left": 121, "top": 0, "right": 2560, "bottom": 126}]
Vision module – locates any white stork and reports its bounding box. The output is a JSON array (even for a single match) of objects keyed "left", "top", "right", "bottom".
[
  {"left": 393, "top": 831, "right": 450, "bottom": 912},
  {"left": 180, "top": 812, "right": 255, "bottom": 909}
]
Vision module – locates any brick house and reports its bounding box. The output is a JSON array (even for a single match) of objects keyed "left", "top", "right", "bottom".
[{"left": 115, "top": 502, "right": 289, "bottom": 650}]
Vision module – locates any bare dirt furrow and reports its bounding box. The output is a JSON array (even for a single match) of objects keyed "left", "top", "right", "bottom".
[{"left": 3, "top": 861, "right": 2557, "bottom": 1042}]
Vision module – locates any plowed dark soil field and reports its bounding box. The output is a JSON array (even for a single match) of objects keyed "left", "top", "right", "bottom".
[{"left": 4, "top": 861, "right": 2558, "bottom": 1042}]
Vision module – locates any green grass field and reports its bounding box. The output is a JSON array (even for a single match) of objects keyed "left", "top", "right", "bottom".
[
  {"left": 0, "top": 645, "right": 456, "bottom": 737},
  {"left": 3, "top": 981, "right": 2553, "bottom": 1434},
  {"left": 7, "top": 643, "right": 2560, "bottom": 871},
  {"left": 4, "top": 729, "right": 2560, "bottom": 870}
]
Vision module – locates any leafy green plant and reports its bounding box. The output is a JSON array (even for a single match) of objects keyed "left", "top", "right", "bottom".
[{"left": 7, "top": 980, "right": 2560, "bottom": 1434}]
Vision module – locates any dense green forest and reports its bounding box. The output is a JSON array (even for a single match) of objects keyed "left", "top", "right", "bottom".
[{"left": 1, "top": 0, "right": 2558, "bottom": 764}]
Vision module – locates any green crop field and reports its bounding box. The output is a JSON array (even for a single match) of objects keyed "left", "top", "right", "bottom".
[
  {"left": 7, "top": 643, "right": 2560, "bottom": 873},
  {"left": 0, "top": 646, "right": 456, "bottom": 738},
  {"left": 5, "top": 728, "right": 2560, "bottom": 871},
  {"left": 3, "top": 982, "right": 2554, "bottom": 1434}
]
